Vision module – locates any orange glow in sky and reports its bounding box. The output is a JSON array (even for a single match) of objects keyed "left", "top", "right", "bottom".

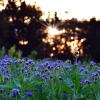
[{"left": 0, "top": 0, "right": 100, "bottom": 20}]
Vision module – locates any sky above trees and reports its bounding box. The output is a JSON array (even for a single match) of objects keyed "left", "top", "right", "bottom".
[{"left": 0, "top": 0, "right": 100, "bottom": 20}]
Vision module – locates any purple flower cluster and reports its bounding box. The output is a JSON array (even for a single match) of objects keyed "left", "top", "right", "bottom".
[
  {"left": 34, "top": 60, "right": 72, "bottom": 80},
  {"left": 34, "top": 61, "right": 60, "bottom": 79},
  {"left": 79, "top": 66, "right": 88, "bottom": 74},
  {"left": 26, "top": 91, "right": 32, "bottom": 96},
  {"left": 15, "top": 58, "right": 36, "bottom": 78},
  {"left": 80, "top": 70, "right": 100, "bottom": 85},
  {"left": 90, "top": 61, "right": 96, "bottom": 66},
  {"left": 9, "top": 88, "right": 20, "bottom": 97},
  {"left": 91, "top": 70, "right": 100, "bottom": 80},
  {"left": 22, "top": 64, "right": 33, "bottom": 78},
  {"left": 9, "top": 88, "right": 33, "bottom": 97},
  {"left": 33, "top": 59, "right": 100, "bottom": 89},
  {"left": 1, "top": 55, "right": 14, "bottom": 66},
  {"left": 80, "top": 79, "right": 91, "bottom": 85},
  {"left": 34, "top": 62, "right": 52, "bottom": 80},
  {"left": 0, "top": 55, "right": 14, "bottom": 80},
  {"left": 0, "top": 55, "right": 99, "bottom": 94},
  {"left": 15, "top": 58, "right": 35, "bottom": 65},
  {"left": 90, "top": 61, "right": 100, "bottom": 69},
  {"left": 15, "top": 58, "right": 25, "bottom": 64}
]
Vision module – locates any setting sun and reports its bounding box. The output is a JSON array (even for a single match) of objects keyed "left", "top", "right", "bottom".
[{"left": 45, "top": 26, "right": 60, "bottom": 38}]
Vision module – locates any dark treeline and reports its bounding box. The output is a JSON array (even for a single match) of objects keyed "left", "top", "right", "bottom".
[{"left": 0, "top": 0, "right": 100, "bottom": 61}]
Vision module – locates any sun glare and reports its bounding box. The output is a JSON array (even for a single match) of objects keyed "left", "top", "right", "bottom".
[
  {"left": 67, "top": 38, "right": 86, "bottom": 57},
  {"left": 44, "top": 25, "right": 66, "bottom": 38},
  {"left": 47, "top": 26, "right": 59, "bottom": 37},
  {"left": 19, "top": 40, "right": 28, "bottom": 45}
]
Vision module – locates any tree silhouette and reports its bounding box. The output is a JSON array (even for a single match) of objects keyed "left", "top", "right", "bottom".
[
  {"left": 0, "top": 0, "right": 100, "bottom": 61},
  {"left": 4, "top": 0, "right": 43, "bottom": 56},
  {"left": 0, "top": 11, "right": 9, "bottom": 48}
]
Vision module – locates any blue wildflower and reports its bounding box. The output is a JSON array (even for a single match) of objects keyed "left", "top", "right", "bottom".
[
  {"left": 81, "top": 79, "right": 91, "bottom": 85},
  {"left": 12, "top": 88, "right": 20, "bottom": 94},
  {"left": 9, "top": 92, "right": 14, "bottom": 97},
  {"left": 90, "top": 61, "right": 96, "bottom": 66},
  {"left": 41, "top": 73, "right": 48, "bottom": 80},
  {"left": 15, "top": 59, "right": 24, "bottom": 64},
  {"left": 9, "top": 88, "right": 20, "bottom": 97},
  {"left": 91, "top": 71, "right": 100, "bottom": 78},
  {"left": 79, "top": 66, "right": 88, "bottom": 73},
  {"left": 26, "top": 91, "right": 32, "bottom": 96}
]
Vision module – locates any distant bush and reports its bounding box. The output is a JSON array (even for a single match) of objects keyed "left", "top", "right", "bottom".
[
  {"left": 28, "top": 50, "right": 38, "bottom": 59},
  {"left": 0, "top": 45, "right": 38, "bottom": 59}
]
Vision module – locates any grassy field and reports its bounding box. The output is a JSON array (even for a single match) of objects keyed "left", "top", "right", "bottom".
[{"left": 0, "top": 55, "right": 100, "bottom": 100}]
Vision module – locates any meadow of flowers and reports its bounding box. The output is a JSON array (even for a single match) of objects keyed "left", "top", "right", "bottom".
[{"left": 0, "top": 55, "right": 100, "bottom": 100}]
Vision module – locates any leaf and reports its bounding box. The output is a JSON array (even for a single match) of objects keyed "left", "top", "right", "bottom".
[
  {"left": 62, "top": 80, "right": 73, "bottom": 93},
  {"left": 0, "top": 84, "right": 14, "bottom": 89},
  {"left": 71, "top": 69, "right": 81, "bottom": 89},
  {"left": 13, "top": 80, "right": 21, "bottom": 88}
]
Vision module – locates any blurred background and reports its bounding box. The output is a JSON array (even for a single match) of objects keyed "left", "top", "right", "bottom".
[{"left": 0, "top": 0, "right": 100, "bottom": 62}]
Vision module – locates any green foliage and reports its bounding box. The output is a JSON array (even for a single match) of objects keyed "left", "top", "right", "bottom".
[
  {"left": 8, "top": 45, "right": 22, "bottom": 58},
  {"left": 0, "top": 58, "right": 99, "bottom": 99},
  {"left": 0, "top": 46, "right": 6, "bottom": 59},
  {"left": 0, "top": 45, "right": 38, "bottom": 59},
  {"left": 8, "top": 45, "right": 16, "bottom": 56},
  {"left": 28, "top": 50, "right": 38, "bottom": 59}
]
